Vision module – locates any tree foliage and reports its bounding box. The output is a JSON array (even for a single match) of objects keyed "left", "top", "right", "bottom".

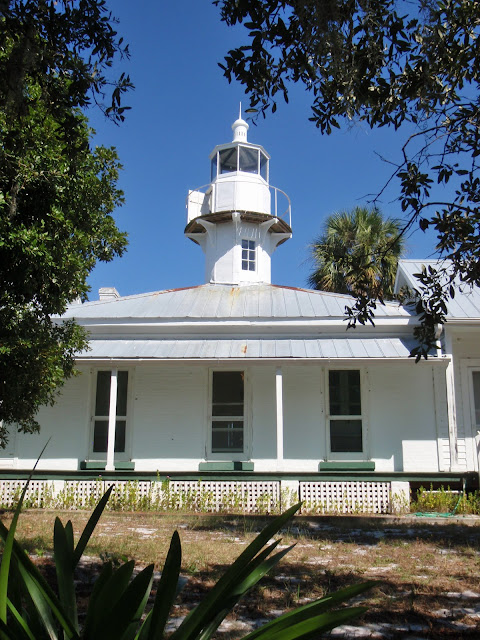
[
  {"left": 0, "top": 0, "right": 132, "bottom": 445},
  {"left": 308, "top": 207, "right": 404, "bottom": 300},
  {"left": 216, "top": 0, "right": 480, "bottom": 357}
]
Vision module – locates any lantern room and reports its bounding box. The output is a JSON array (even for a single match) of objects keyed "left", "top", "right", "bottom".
[{"left": 211, "top": 143, "right": 269, "bottom": 181}]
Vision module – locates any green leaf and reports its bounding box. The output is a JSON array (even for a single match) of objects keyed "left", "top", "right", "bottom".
[
  {"left": 98, "top": 565, "right": 154, "bottom": 640},
  {"left": 54, "top": 518, "right": 77, "bottom": 629},
  {"left": 242, "top": 581, "right": 377, "bottom": 640},
  {"left": 73, "top": 486, "right": 113, "bottom": 566},
  {"left": 84, "top": 561, "right": 135, "bottom": 636},
  {"left": 194, "top": 544, "right": 295, "bottom": 640},
  {"left": 0, "top": 441, "right": 49, "bottom": 624},
  {"left": 244, "top": 607, "right": 368, "bottom": 640},
  {"left": 172, "top": 503, "right": 301, "bottom": 640},
  {"left": 83, "top": 562, "right": 114, "bottom": 638},
  {"left": 6, "top": 597, "right": 36, "bottom": 640},
  {"left": 0, "top": 520, "right": 78, "bottom": 638},
  {"left": 144, "top": 530, "right": 182, "bottom": 640},
  {"left": 232, "top": 544, "right": 294, "bottom": 596},
  {"left": 17, "top": 562, "right": 61, "bottom": 640}
]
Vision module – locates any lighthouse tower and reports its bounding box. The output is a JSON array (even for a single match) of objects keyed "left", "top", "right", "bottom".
[{"left": 185, "top": 111, "right": 292, "bottom": 285}]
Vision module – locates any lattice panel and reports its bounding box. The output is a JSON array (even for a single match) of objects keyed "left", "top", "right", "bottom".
[
  {"left": 59, "top": 480, "right": 106, "bottom": 507},
  {"left": 0, "top": 478, "right": 397, "bottom": 514},
  {"left": 300, "top": 481, "right": 391, "bottom": 514},
  {"left": 0, "top": 480, "right": 54, "bottom": 508},
  {"left": 166, "top": 480, "right": 281, "bottom": 512},
  {"left": 0, "top": 478, "right": 282, "bottom": 511},
  {"left": 109, "top": 481, "right": 152, "bottom": 498}
]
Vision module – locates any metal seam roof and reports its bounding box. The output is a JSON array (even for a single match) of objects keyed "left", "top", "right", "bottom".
[
  {"left": 64, "top": 283, "right": 410, "bottom": 321},
  {"left": 77, "top": 337, "right": 423, "bottom": 360}
]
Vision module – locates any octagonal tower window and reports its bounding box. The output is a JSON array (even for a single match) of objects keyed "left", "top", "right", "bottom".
[
  {"left": 212, "top": 146, "right": 269, "bottom": 181},
  {"left": 219, "top": 148, "right": 237, "bottom": 174},
  {"left": 239, "top": 146, "right": 258, "bottom": 173}
]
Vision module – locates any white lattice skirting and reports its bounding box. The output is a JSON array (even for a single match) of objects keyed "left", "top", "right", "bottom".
[
  {"left": 0, "top": 479, "right": 396, "bottom": 513},
  {"left": 299, "top": 481, "right": 391, "bottom": 514},
  {"left": 0, "top": 479, "right": 282, "bottom": 513}
]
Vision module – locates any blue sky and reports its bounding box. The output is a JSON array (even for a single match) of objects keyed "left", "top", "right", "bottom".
[{"left": 86, "top": 0, "right": 440, "bottom": 300}]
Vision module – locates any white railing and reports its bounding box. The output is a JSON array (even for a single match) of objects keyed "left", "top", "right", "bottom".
[
  {"left": 271, "top": 186, "right": 291, "bottom": 227},
  {"left": 186, "top": 183, "right": 292, "bottom": 228}
]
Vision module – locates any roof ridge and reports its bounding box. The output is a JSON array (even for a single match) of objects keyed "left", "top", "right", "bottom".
[{"left": 81, "top": 284, "right": 205, "bottom": 306}]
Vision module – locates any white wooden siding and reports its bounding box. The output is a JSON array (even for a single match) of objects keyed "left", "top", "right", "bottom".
[{"left": 133, "top": 366, "right": 207, "bottom": 461}]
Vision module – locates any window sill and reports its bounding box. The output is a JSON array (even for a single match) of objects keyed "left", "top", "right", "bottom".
[
  {"left": 80, "top": 461, "right": 135, "bottom": 471},
  {"left": 318, "top": 462, "right": 376, "bottom": 471},
  {"left": 80, "top": 461, "right": 106, "bottom": 471},
  {"left": 114, "top": 461, "right": 135, "bottom": 471},
  {"left": 199, "top": 462, "right": 254, "bottom": 472}
]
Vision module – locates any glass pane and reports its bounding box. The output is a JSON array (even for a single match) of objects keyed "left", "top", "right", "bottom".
[
  {"left": 213, "top": 371, "right": 244, "bottom": 404},
  {"left": 248, "top": 240, "right": 255, "bottom": 250},
  {"left": 219, "top": 147, "right": 237, "bottom": 173},
  {"left": 213, "top": 404, "right": 244, "bottom": 417},
  {"left": 329, "top": 370, "right": 361, "bottom": 415},
  {"left": 248, "top": 262, "right": 255, "bottom": 271},
  {"left": 330, "top": 419, "right": 363, "bottom": 452},
  {"left": 93, "top": 420, "right": 126, "bottom": 453},
  {"left": 95, "top": 371, "right": 111, "bottom": 416},
  {"left": 115, "top": 420, "right": 126, "bottom": 452},
  {"left": 212, "top": 373, "right": 244, "bottom": 452},
  {"left": 242, "top": 261, "right": 248, "bottom": 270},
  {"left": 239, "top": 146, "right": 258, "bottom": 173},
  {"left": 93, "top": 420, "right": 108, "bottom": 452},
  {"left": 473, "top": 372, "right": 480, "bottom": 427},
  {"left": 260, "top": 152, "right": 268, "bottom": 180},
  {"left": 211, "top": 154, "right": 218, "bottom": 180},
  {"left": 242, "top": 250, "right": 248, "bottom": 259},
  {"left": 116, "top": 371, "right": 128, "bottom": 416},
  {"left": 212, "top": 421, "right": 244, "bottom": 452}
]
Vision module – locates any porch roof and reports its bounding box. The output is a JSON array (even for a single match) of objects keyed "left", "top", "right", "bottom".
[
  {"left": 78, "top": 336, "right": 428, "bottom": 360},
  {"left": 65, "top": 283, "right": 411, "bottom": 322}
]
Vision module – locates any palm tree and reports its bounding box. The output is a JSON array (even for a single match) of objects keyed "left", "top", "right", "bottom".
[{"left": 308, "top": 206, "right": 405, "bottom": 299}]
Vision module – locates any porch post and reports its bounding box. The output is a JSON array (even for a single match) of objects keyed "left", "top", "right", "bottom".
[
  {"left": 106, "top": 369, "right": 118, "bottom": 472},
  {"left": 276, "top": 366, "right": 284, "bottom": 466},
  {"left": 444, "top": 332, "right": 459, "bottom": 470}
]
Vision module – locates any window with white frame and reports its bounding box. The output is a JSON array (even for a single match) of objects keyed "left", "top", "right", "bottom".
[
  {"left": 242, "top": 239, "right": 256, "bottom": 271},
  {"left": 328, "top": 370, "right": 363, "bottom": 453},
  {"left": 92, "top": 370, "right": 128, "bottom": 454},
  {"left": 211, "top": 371, "right": 244, "bottom": 453}
]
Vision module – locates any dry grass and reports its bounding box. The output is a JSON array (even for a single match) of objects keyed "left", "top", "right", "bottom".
[{"left": 2, "top": 510, "right": 480, "bottom": 638}]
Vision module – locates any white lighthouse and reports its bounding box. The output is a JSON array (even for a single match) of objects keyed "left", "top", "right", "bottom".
[{"left": 185, "top": 111, "right": 292, "bottom": 285}]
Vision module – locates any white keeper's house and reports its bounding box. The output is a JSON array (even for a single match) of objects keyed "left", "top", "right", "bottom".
[{"left": 2, "top": 115, "right": 480, "bottom": 512}]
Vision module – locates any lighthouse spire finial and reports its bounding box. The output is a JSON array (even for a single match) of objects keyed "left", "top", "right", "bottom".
[{"left": 232, "top": 104, "right": 249, "bottom": 142}]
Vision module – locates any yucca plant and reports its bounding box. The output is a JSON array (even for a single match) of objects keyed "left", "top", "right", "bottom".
[{"left": 0, "top": 481, "right": 376, "bottom": 640}]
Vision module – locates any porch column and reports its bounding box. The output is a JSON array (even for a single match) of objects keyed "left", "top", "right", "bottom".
[
  {"left": 276, "top": 366, "right": 284, "bottom": 466},
  {"left": 444, "top": 332, "right": 459, "bottom": 470},
  {"left": 106, "top": 368, "right": 118, "bottom": 472}
]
